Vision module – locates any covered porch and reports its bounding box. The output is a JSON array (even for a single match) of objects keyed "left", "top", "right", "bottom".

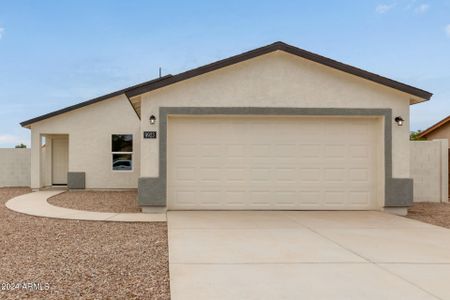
[{"left": 32, "top": 133, "right": 69, "bottom": 189}]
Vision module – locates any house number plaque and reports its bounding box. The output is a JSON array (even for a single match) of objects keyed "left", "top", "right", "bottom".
[{"left": 143, "top": 131, "right": 157, "bottom": 139}]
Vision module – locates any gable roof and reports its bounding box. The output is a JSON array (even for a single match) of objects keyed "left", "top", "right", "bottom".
[
  {"left": 21, "top": 41, "right": 433, "bottom": 128},
  {"left": 125, "top": 41, "right": 433, "bottom": 100},
  {"left": 417, "top": 115, "right": 450, "bottom": 138}
]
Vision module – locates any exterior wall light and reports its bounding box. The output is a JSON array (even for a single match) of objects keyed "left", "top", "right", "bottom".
[
  {"left": 149, "top": 115, "right": 156, "bottom": 125},
  {"left": 394, "top": 116, "right": 404, "bottom": 126}
]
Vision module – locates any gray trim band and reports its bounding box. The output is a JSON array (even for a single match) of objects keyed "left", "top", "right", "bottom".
[
  {"left": 385, "top": 178, "right": 413, "bottom": 207},
  {"left": 68, "top": 172, "right": 85, "bottom": 189},
  {"left": 138, "top": 107, "right": 412, "bottom": 208},
  {"left": 138, "top": 177, "right": 165, "bottom": 206}
]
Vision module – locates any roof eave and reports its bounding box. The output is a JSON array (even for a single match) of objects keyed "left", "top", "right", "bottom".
[{"left": 20, "top": 75, "right": 173, "bottom": 128}]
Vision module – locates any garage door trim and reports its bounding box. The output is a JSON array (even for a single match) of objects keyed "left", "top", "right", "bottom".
[{"left": 137, "top": 107, "right": 412, "bottom": 208}]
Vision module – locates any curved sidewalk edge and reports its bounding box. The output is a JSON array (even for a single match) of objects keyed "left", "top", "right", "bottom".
[{"left": 5, "top": 191, "right": 166, "bottom": 222}]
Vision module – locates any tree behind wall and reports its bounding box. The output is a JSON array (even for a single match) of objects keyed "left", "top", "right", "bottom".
[
  {"left": 410, "top": 130, "right": 426, "bottom": 141},
  {"left": 15, "top": 143, "right": 27, "bottom": 148}
]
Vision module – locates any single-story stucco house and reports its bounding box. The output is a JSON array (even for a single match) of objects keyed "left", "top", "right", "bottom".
[{"left": 21, "top": 41, "right": 433, "bottom": 214}]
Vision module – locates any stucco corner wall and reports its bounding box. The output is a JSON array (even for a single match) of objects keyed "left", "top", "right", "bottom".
[
  {"left": 29, "top": 94, "right": 141, "bottom": 189},
  {"left": 0, "top": 148, "right": 31, "bottom": 187},
  {"left": 410, "top": 139, "right": 448, "bottom": 203}
]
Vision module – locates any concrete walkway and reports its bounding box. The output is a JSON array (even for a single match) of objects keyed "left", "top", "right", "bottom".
[
  {"left": 168, "top": 211, "right": 450, "bottom": 300},
  {"left": 6, "top": 191, "right": 166, "bottom": 222}
]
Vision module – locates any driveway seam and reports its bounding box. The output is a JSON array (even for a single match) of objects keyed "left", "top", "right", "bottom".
[
  {"left": 284, "top": 214, "right": 373, "bottom": 263},
  {"left": 283, "top": 214, "right": 443, "bottom": 300},
  {"left": 374, "top": 263, "right": 443, "bottom": 300}
]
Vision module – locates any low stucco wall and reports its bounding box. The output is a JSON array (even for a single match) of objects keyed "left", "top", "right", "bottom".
[
  {"left": 0, "top": 148, "right": 31, "bottom": 187},
  {"left": 410, "top": 140, "right": 448, "bottom": 202}
]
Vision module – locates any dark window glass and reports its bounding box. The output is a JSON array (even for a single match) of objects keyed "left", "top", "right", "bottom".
[
  {"left": 112, "top": 154, "right": 132, "bottom": 171},
  {"left": 112, "top": 134, "right": 133, "bottom": 152}
]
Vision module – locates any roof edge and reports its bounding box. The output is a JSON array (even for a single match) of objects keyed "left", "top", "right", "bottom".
[
  {"left": 125, "top": 41, "right": 433, "bottom": 100},
  {"left": 278, "top": 43, "right": 433, "bottom": 101},
  {"left": 20, "top": 75, "right": 172, "bottom": 127},
  {"left": 417, "top": 115, "right": 450, "bottom": 138}
]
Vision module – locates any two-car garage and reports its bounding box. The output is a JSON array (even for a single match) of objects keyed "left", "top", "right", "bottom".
[
  {"left": 23, "top": 42, "right": 430, "bottom": 210},
  {"left": 167, "top": 116, "right": 382, "bottom": 210}
]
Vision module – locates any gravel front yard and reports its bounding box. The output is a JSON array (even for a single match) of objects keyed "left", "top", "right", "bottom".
[
  {"left": 407, "top": 202, "right": 450, "bottom": 229},
  {"left": 48, "top": 190, "right": 140, "bottom": 213},
  {"left": 0, "top": 188, "right": 169, "bottom": 299}
]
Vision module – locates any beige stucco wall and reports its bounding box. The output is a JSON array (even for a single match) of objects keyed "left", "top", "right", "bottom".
[
  {"left": 410, "top": 139, "right": 448, "bottom": 202},
  {"left": 0, "top": 148, "right": 31, "bottom": 187},
  {"left": 30, "top": 95, "right": 140, "bottom": 189},
  {"left": 140, "top": 51, "right": 411, "bottom": 182},
  {"left": 424, "top": 124, "right": 450, "bottom": 146}
]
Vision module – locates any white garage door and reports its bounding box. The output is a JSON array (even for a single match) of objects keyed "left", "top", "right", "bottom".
[{"left": 167, "top": 116, "right": 380, "bottom": 210}]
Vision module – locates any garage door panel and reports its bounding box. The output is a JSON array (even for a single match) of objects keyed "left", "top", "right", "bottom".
[
  {"left": 174, "top": 144, "right": 197, "bottom": 157},
  {"left": 173, "top": 167, "right": 197, "bottom": 182},
  {"left": 274, "top": 168, "right": 297, "bottom": 182},
  {"left": 300, "top": 191, "right": 323, "bottom": 205},
  {"left": 226, "top": 145, "right": 247, "bottom": 157},
  {"left": 324, "top": 191, "right": 347, "bottom": 205},
  {"left": 249, "top": 191, "right": 272, "bottom": 205},
  {"left": 168, "top": 116, "right": 380, "bottom": 210},
  {"left": 298, "top": 144, "right": 322, "bottom": 157},
  {"left": 198, "top": 167, "right": 222, "bottom": 181},
  {"left": 198, "top": 190, "right": 223, "bottom": 205},
  {"left": 324, "top": 144, "right": 347, "bottom": 158},
  {"left": 324, "top": 168, "right": 347, "bottom": 181},
  {"left": 349, "top": 168, "right": 370, "bottom": 181},
  {"left": 349, "top": 190, "right": 371, "bottom": 203},
  {"left": 172, "top": 190, "right": 197, "bottom": 206},
  {"left": 274, "top": 191, "right": 297, "bottom": 205},
  {"left": 199, "top": 145, "right": 222, "bottom": 157},
  {"left": 349, "top": 145, "right": 370, "bottom": 158},
  {"left": 225, "top": 168, "right": 247, "bottom": 181}
]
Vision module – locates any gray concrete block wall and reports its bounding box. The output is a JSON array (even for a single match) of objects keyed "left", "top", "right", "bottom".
[{"left": 0, "top": 148, "right": 31, "bottom": 187}]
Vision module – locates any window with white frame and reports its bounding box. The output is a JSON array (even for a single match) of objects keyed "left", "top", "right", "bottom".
[{"left": 112, "top": 134, "right": 133, "bottom": 171}]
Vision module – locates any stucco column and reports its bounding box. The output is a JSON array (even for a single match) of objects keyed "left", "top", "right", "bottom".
[
  {"left": 140, "top": 106, "right": 159, "bottom": 177},
  {"left": 30, "top": 129, "right": 41, "bottom": 190}
]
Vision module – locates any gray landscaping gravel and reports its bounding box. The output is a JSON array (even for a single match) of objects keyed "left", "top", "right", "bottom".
[
  {"left": 0, "top": 187, "right": 170, "bottom": 299},
  {"left": 48, "top": 190, "right": 140, "bottom": 213}
]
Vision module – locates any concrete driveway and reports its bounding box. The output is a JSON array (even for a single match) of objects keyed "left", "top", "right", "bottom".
[{"left": 167, "top": 211, "right": 450, "bottom": 300}]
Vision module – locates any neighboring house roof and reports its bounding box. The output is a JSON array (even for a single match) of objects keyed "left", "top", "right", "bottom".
[
  {"left": 417, "top": 115, "right": 450, "bottom": 138},
  {"left": 21, "top": 41, "right": 433, "bottom": 128}
]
